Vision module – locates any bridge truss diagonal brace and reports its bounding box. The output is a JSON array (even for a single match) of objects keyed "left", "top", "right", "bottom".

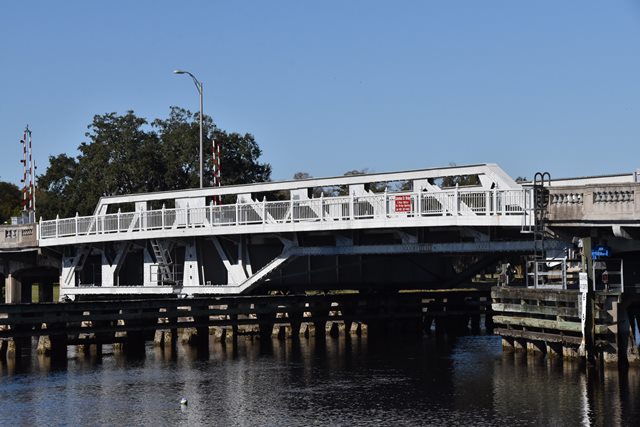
[
  {"left": 234, "top": 248, "right": 296, "bottom": 294},
  {"left": 413, "top": 180, "right": 476, "bottom": 216},
  {"left": 211, "top": 236, "right": 254, "bottom": 285},
  {"left": 101, "top": 242, "right": 131, "bottom": 287},
  {"left": 61, "top": 245, "right": 91, "bottom": 288},
  {"left": 208, "top": 235, "right": 299, "bottom": 294}
]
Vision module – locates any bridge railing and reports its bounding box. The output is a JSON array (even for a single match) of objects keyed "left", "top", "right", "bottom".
[
  {"left": 0, "top": 223, "right": 38, "bottom": 249},
  {"left": 547, "top": 183, "right": 639, "bottom": 223},
  {"left": 38, "top": 188, "right": 532, "bottom": 240}
]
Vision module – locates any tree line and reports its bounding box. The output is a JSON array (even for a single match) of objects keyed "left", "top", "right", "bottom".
[
  {"left": 0, "top": 106, "right": 271, "bottom": 222},
  {"left": 0, "top": 107, "right": 500, "bottom": 224}
]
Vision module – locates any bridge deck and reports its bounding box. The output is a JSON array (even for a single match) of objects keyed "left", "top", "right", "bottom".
[{"left": 39, "top": 188, "right": 532, "bottom": 246}]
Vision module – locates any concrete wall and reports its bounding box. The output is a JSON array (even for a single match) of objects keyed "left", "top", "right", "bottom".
[
  {"left": 548, "top": 183, "right": 639, "bottom": 224},
  {"left": 0, "top": 223, "right": 37, "bottom": 250}
]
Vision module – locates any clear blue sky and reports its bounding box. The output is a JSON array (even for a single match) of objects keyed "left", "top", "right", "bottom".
[{"left": 1, "top": 1, "right": 639, "bottom": 186}]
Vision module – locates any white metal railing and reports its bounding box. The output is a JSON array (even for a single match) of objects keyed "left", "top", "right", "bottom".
[
  {"left": 38, "top": 188, "right": 532, "bottom": 240},
  {"left": 525, "top": 258, "right": 581, "bottom": 290},
  {"left": 592, "top": 259, "right": 624, "bottom": 292}
]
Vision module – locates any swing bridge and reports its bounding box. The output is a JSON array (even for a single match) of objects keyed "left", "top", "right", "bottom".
[{"left": 2, "top": 163, "right": 640, "bottom": 301}]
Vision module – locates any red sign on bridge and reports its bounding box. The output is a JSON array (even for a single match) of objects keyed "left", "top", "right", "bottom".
[{"left": 394, "top": 195, "right": 412, "bottom": 213}]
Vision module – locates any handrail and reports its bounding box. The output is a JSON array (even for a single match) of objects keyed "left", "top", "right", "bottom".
[
  {"left": 0, "top": 223, "right": 38, "bottom": 248},
  {"left": 39, "top": 188, "right": 532, "bottom": 240}
]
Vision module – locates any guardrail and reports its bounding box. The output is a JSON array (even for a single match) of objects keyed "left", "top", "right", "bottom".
[
  {"left": 0, "top": 223, "right": 38, "bottom": 249},
  {"left": 39, "top": 188, "right": 532, "bottom": 240},
  {"left": 525, "top": 258, "right": 581, "bottom": 290},
  {"left": 592, "top": 258, "right": 624, "bottom": 292},
  {"left": 548, "top": 183, "right": 639, "bottom": 223}
]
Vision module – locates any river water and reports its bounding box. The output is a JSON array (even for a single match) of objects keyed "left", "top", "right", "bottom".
[{"left": 1, "top": 334, "right": 639, "bottom": 426}]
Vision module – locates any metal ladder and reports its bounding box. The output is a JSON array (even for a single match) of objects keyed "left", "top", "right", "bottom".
[
  {"left": 150, "top": 239, "right": 174, "bottom": 284},
  {"left": 532, "top": 172, "right": 551, "bottom": 261}
]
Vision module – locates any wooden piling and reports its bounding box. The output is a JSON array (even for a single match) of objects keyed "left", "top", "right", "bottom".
[{"left": 0, "top": 339, "right": 7, "bottom": 359}]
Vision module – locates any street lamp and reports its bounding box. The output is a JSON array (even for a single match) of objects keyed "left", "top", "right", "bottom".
[{"left": 174, "top": 69, "right": 204, "bottom": 189}]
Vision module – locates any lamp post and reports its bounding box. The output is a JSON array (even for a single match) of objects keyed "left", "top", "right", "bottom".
[{"left": 174, "top": 69, "right": 204, "bottom": 189}]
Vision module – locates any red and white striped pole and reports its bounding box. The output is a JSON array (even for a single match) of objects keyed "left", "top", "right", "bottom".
[
  {"left": 21, "top": 129, "right": 27, "bottom": 212},
  {"left": 28, "top": 127, "right": 33, "bottom": 212},
  {"left": 217, "top": 142, "right": 221, "bottom": 188}
]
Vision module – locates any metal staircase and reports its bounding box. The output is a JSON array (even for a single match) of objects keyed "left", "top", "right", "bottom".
[{"left": 150, "top": 239, "right": 174, "bottom": 284}]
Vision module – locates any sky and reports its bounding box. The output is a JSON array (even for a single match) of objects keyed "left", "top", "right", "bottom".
[{"left": 1, "top": 1, "right": 640, "bottom": 186}]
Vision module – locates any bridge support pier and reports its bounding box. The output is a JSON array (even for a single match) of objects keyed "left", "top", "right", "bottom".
[
  {"left": 546, "top": 342, "right": 563, "bottom": 358},
  {"left": 38, "top": 282, "right": 54, "bottom": 303},
  {"left": 257, "top": 305, "right": 276, "bottom": 342},
  {"left": 513, "top": 338, "right": 526, "bottom": 353},
  {"left": 36, "top": 335, "right": 51, "bottom": 355},
  {"left": 181, "top": 317, "right": 210, "bottom": 348},
  {"left": 349, "top": 321, "right": 367, "bottom": 336},
  {"left": 288, "top": 304, "right": 304, "bottom": 338},
  {"left": 563, "top": 345, "right": 580, "bottom": 359},
  {"left": 272, "top": 324, "right": 293, "bottom": 340},
  {"left": 526, "top": 340, "right": 546, "bottom": 355},
  {"left": 210, "top": 326, "right": 229, "bottom": 343},
  {"left": 326, "top": 321, "right": 344, "bottom": 338},
  {"left": 501, "top": 337, "right": 515, "bottom": 353},
  {"left": 77, "top": 343, "right": 102, "bottom": 358},
  {"left": 299, "top": 323, "right": 316, "bottom": 338},
  {"left": 4, "top": 274, "right": 22, "bottom": 304},
  {"left": 5, "top": 336, "right": 31, "bottom": 359},
  {"left": 154, "top": 329, "right": 177, "bottom": 350}
]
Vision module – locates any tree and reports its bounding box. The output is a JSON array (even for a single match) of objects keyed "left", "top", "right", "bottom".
[
  {"left": 293, "top": 172, "right": 312, "bottom": 180},
  {"left": 36, "top": 154, "right": 78, "bottom": 220},
  {"left": 213, "top": 129, "right": 271, "bottom": 186},
  {"left": 0, "top": 181, "right": 21, "bottom": 224},
  {"left": 152, "top": 106, "right": 209, "bottom": 190},
  {"left": 439, "top": 162, "right": 480, "bottom": 188},
  {"left": 37, "top": 107, "right": 272, "bottom": 219}
]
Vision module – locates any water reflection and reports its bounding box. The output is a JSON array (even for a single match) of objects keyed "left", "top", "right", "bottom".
[{"left": 0, "top": 335, "right": 639, "bottom": 426}]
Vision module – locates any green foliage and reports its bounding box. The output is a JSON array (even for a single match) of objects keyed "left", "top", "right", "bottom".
[
  {"left": 37, "top": 107, "right": 271, "bottom": 219},
  {"left": 439, "top": 174, "right": 480, "bottom": 188},
  {"left": 438, "top": 162, "right": 480, "bottom": 188},
  {"left": 0, "top": 181, "right": 21, "bottom": 224},
  {"left": 292, "top": 171, "right": 312, "bottom": 180}
]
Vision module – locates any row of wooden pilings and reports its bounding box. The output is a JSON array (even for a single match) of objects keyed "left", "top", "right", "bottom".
[
  {"left": 0, "top": 290, "right": 490, "bottom": 362},
  {"left": 500, "top": 336, "right": 582, "bottom": 359}
]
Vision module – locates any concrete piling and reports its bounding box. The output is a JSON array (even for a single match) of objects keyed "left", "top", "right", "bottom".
[
  {"left": 299, "top": 323, "right": 316, "bottom": 338},
  {"left": 36, "top": 335, "right": 51, "bottom": 355},
  {"left": 546, "top": 342, "right": 563, "bottom": 359},
  {"left": 526, "top": 340, "right": 546, "bottom": 355},
  {"left": 326, "top": 321, "right": 342, "bottom": 338},
  {"left": 501, "top": 337, "right": 515, "bottom": 353}
]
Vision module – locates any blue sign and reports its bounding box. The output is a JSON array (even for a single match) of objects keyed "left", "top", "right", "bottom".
[{"left": 591, "top": 245, "right": 610, "bottom": 260}]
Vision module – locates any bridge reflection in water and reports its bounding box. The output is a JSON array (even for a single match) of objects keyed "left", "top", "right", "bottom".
[{"left": 0, "top": 334, "right": 639, "bottom": 426}]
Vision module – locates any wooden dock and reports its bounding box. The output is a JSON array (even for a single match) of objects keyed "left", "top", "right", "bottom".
[{"left": 492, "top": 286, "right": 640, "bottom": 367}]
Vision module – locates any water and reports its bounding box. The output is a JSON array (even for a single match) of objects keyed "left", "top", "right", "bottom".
[{"left": 1, "top": 335, "right": 639, "bottom": 426}]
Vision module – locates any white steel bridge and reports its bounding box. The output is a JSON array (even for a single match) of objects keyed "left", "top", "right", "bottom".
[{"left": 36, "top": 163, "right": 545, "bottom": 299}]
